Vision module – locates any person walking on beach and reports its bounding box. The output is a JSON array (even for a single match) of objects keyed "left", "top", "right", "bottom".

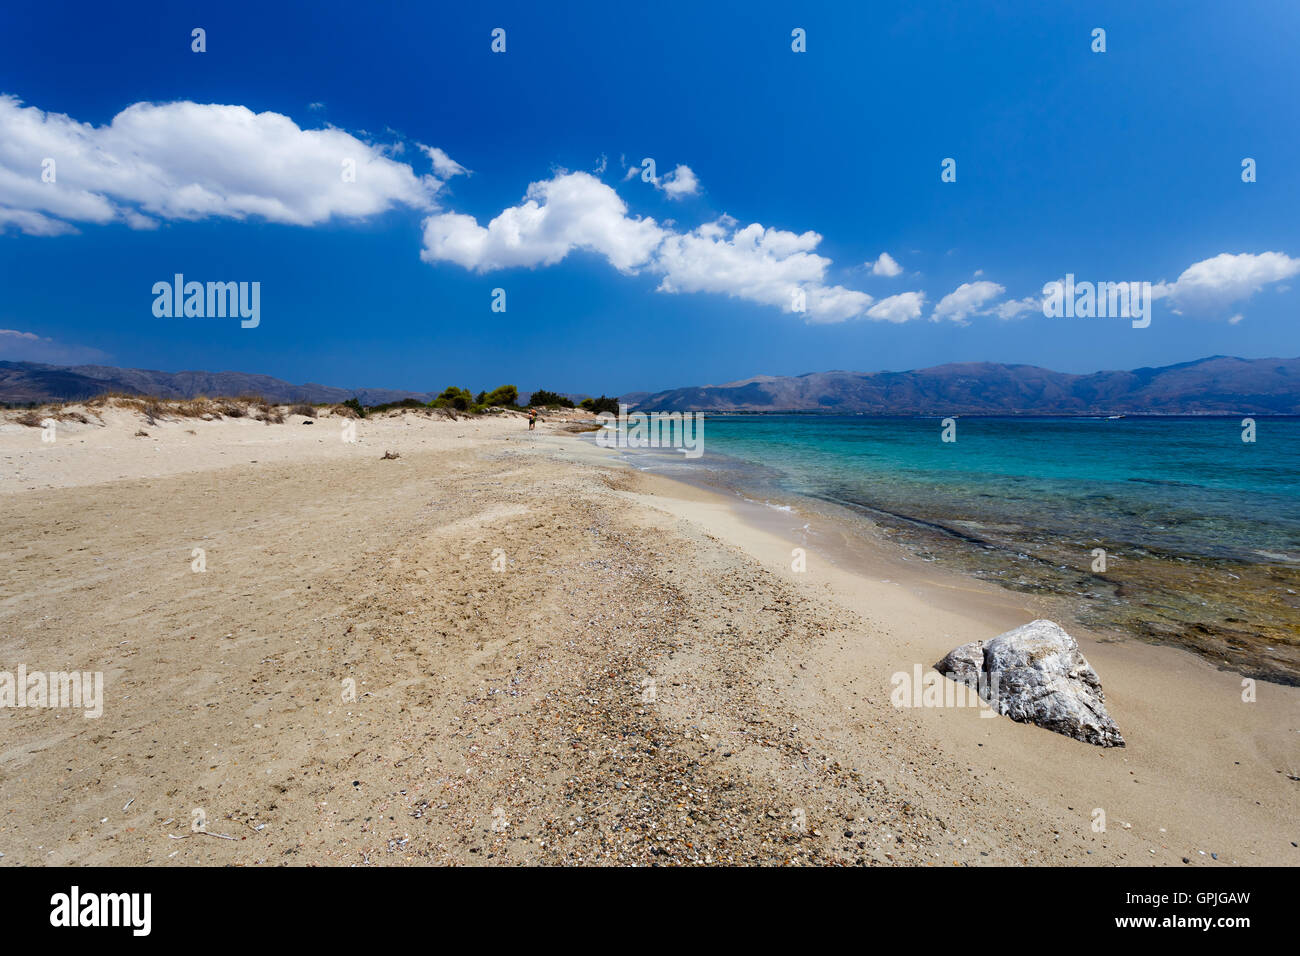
[{"left": 528, "top": 408, "right": 536, "bottom": 431}]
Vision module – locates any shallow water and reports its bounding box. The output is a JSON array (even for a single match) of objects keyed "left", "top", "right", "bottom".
[
  {"left": 698, "top": 416, "right": 1300, "bottom": 562},
  {"left": 593, "top": 416, "right": 1300, "bottom": 683}
]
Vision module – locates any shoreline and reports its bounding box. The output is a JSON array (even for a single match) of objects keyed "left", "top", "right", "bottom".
[
  {"left": 581, "top": 422, "right": 1300, "bottom": 686},
  {"left": 550, "top": 431, "right": 1300, "bottom": 865},
  {"left": 0, "top": 407, "right": 1294, "bottom": 865}
]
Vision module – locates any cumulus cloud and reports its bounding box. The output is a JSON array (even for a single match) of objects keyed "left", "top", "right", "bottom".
[
  {"left": 658, "top": 164, "right": 699, "bottom": 199},
  {"left": 1151, "top": 251, "right": 1300, "bottom": 316},
  {"left": 931, "top": 280, "right": 1005, "bottom": 324},
  {"left": 0, "top": 95, "right": 444, "bottom": 234},
  {"left": 866, "top": 291, "right": 926, "bottom": 323},
  {"left": 2, "top": 94, "right": 937, "bottom": 326},
  {"left": 869, "top": 252, "right": 902, "bottom": 277},
  {"left": 418, "top": 171, "right": 906, "bottom": 324},
  {"left": 420, "top": 171, "right": 665, "bottom": 273},
  {"left": 620, "top": 161, "right": 700, "bottom": 199},
  {"left": 993, "top": 295, "right": 1041, "bottom": 320},
  {"left": 653, "top": 219, "right": 872, "bottom": 322}
]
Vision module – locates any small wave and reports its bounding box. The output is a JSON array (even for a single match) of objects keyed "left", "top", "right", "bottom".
[{"left": 741, "top": 496, "right": 796, "bottom": 513}]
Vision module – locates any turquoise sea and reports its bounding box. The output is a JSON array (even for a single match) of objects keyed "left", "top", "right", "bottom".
[
  {"left": 596, "top": 415, "right": 1300, "bottom": 682},
  {"left": 697, "top": 416, "right": 1300, "bottom": 564}
]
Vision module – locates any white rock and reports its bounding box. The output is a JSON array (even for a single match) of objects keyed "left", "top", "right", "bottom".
[{"left": 935, "top": 619, "right": 1125, "bottom": 747}]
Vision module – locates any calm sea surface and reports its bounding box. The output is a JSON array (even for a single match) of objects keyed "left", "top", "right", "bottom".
[
  {"left": 696, "top": 416, "right": 1300, "bottom": 564},
  {"left": 594, "top": 415, "right": 1300, "bottom": 682}
]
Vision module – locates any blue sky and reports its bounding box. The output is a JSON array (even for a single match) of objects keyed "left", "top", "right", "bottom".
[{"left": 0, "top": 0, "right": 1297, "bottom": 395}]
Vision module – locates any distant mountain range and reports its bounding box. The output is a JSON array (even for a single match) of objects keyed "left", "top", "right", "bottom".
[
  {"left": 0, "top": 361, "right": 582, "bottom": 408},
  {"left": 2, "top": 356, "right": 1296, "bottom": 415},
  {"left": 629, "top": 356, "right": 1300, "bottom": 415}
]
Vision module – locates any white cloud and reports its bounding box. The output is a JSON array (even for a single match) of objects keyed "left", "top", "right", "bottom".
[
  {"left": 658, "top": 164, "right": 699, "bottom": 199},
  {"left": 993, "top": 295, "right": 1041, "bottom": 320},
  {"left": 420, "top": 171, "right": 665, "bottom": 273},
  {"left": 421, "top": 145, "right": 469, "bottom": 179},
  {"left": 0, "top": 206, "right": 79, "bottom": 236},
  {"left": 620, "top": 161, "right": 700, "bottom": 198},
  {"left": 932, "top": 280, "right": 1005, "bottom": 323},
  {"left": 655, "top": 221, "right": 830, "bottom": 303},
  {"left": 869, "top": 252, "right": 903, "bottom": 277},
  {"left": 0, "top": 95, "right": 442, "bottom": 234},
  {"left": 1151, "top": 251, "right": 1300, "bottom": 316},
  {"left": 0, "top": 95, "right": 940, "bottom": 327},
  {"left": 1015, "top": 253, "right": 1300, "bottom": 323},
  {"left": 654, "top": 218, "right": 875, "bottom": 322},
  {"left": 419, "top": 172, "right": 910, "bottom": 323},
  {"left": 866, "top": 291, "right": 925, "bottom": 323}
]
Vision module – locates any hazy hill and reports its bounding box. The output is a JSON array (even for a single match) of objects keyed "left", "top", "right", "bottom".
[
  {"left": 0, "top": 361, "right": 436, "bottom": 406},
  {"left": 0, "top": 362, "right": 592, "bottom": 409},
  {"left": 630, "top": 356, "right": 1300, "bottom": 415},
  {"left": 5, "top": 356, "right": 1296, "bottom": 414}
]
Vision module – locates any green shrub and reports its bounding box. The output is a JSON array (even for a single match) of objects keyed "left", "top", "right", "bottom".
[
  {"left": 484, "top": 384, "right": 518, "bottom": 407},
  {"left": 580, "top": 395, "right": 620, "bottom": 415},
  {"left": 368, "top": 397, "right": 426, "bottom": 414},
  {"left": 529, "top": 389, "right": 574, "bottom": 408},
  {"left": 342, "top": 397, "right": 366, "bottom": 418},
  {"left": 431, "top": 386, "right": 473, "bottom": 412}
]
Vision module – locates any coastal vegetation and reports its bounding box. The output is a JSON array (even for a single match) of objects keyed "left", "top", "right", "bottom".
[
  {"left": 4, "top": 386, "right": 621, "bottom": 425},
  {"left": 580, "top": 395, "right": 619, "bottom": 414},
  {"left": 528, "top": 389, "right": 574, "bottom": 409}
]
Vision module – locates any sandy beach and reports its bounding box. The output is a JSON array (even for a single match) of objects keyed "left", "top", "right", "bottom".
[{"left": 0, "top": 403, "right": 1294, "bottom": 866}]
